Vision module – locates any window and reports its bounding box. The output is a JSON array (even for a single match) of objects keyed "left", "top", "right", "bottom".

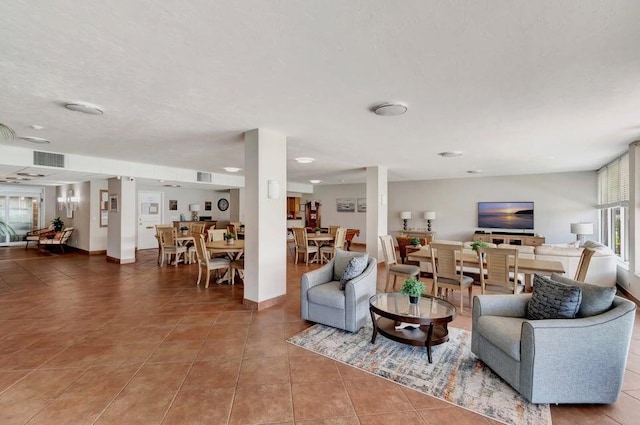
[{"left": 597, "top": 153, "right": 629, "bottom": 262}]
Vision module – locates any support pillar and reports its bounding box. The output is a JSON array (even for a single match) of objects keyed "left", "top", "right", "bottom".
[
  {"left": 243, "top": 129, "right": 287, "bottom": 309},
  {"left": 106, "top": 177, "right": 136, "bottom": 264},
  {"left": 366, "top": 166, "right": 388, "bottom": 261}
]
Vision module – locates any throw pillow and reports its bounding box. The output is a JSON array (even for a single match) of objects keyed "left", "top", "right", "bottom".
[
  {"left": 340, "top": 256, "right": 369, "bottom": 290},
  {"left": 550, "top": 273, "right": 616, "bottom": 317},
  {"left": 527, "top": 274, "right": 582, "bottom": 320},
  {"left": 333, "top": 248, "right": 369, "bottom": 281}
]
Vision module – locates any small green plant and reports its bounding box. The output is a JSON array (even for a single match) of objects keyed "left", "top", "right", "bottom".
[
  {"left": 180, "top": 226, "right": 189, "bottom": 231},
  {"left": 410, "top": 237, "right": 421, "bottom": 246},
  {"left": 401, "top": 278, "right": 426, "bottom": 297},
  {"left": 470, "top": 240, "right": 488, "bottom": 253},
  {"left": 51, "top": 217, "right": 64, "bottom": 232},
  {"left": 315, "top": 227, "right": 322, "bottom": 232},
  {"left": 225, "top": 232, "right": 236, "bottom": 240}
]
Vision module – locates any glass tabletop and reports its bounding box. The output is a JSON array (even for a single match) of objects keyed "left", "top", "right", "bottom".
[{"left": 370, "top": 293, "right": 456, "bottom": 320}]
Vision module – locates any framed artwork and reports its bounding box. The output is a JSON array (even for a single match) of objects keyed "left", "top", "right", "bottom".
[
  {"left": 169, "top": 200, "right": 178, "bottom": 211},
  {"left": 357, "top": 198, "right": 366, "bottom": 213},
  {"left": 109, "top": 195, "right": 119, "bottom": 212},
  {"left": 337, "top": 198, "right": 355, "bottom": 213},
  {"left": 99, "top": 190, "right": 109, "bottom": 227},
  {"left": 204, "top": 201, "right": 212, "bottom": 211}
]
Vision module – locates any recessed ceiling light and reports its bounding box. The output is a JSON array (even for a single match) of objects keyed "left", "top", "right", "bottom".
[
  {"left": 373, "top": 103, "right": 408, "bottom": 116},
  {"left": 17, "top": 172, "right": 45, "bottom": 177},
  {"left": 295, "top": 157, "right": 315, "bottom": 164},
  {"left": 64, "top": 101, "right": 104, "bottom": 115},
  {"left": 19, "top": 136, "right": 50, "bottom": 144},
  {"left": 164, "top": 184, "right": 181, "bottom": 188},
  {"left": 30, "top": 125, "right": 44, "bottom": 130},
  {"left": 438, "top": 151, "right": 463, "bottom": 158},
  {"left": 466, "top": 170, "right": 484, "bottom": 174},
  {"left": 223, "top": 167, "right": 241, "bottom": 173},
  {"left": 309, "top": 179, "right": 322, "bottom": 184}
]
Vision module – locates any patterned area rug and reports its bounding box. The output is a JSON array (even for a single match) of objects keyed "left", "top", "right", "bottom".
[{"left": 287, "top": 323, "right": 551, "bottom": 425}]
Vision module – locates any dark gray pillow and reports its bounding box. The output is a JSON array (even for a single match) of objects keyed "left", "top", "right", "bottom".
[
  {"left": 550, "top": 273, "right": 616, "bottom": 317},
  {"left": 339, "top": 256, "right": 369, "bottom": 290},
  {"left": 333, "top": 248, "right": 368, "bottom": 281},
  {"left": 527, "top": 275, "right": 582, "bottom": 320}
]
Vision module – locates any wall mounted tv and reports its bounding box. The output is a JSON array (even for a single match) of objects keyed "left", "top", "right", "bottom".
[{"left": 477, "top": 202, "right": 534, "bottom": 230}]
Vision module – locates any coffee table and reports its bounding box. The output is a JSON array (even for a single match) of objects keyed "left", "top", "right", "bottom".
[{"left": 369, "top": 293, "right": 456, "bottom": 363}]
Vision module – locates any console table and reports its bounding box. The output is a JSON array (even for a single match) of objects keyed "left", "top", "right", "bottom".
[{"left": 472, "top": 232, "right": 545, "bottom": 247}]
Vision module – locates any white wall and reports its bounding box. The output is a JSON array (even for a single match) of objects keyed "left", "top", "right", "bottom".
[
  {"left": 89, "top": 180, "right": 108, "bottom": 252},
  {"left": 135, "top": 185, "right": 230, "bottom": 223},
  {"left": 311, "top": 171, "right": 598, "bottom": 245}
]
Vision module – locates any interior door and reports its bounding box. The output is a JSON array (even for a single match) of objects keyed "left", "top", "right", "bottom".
[{"left": 137, "top": 191, "right": 163, "bottom": 250}]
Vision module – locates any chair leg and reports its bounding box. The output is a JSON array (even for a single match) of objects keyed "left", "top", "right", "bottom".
[
  {"left": 196, "top": 265, "right": 202, "bottom": 286},
  {"left": 205, "top": 268, "right": 211, "bottom": 288}
]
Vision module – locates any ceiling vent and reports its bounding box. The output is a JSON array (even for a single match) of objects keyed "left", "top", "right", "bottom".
[
  {"left": 197, "top": 172, "right": 212, "bottom": 183},
  {"left": 33, "top": 151, "right": 65, "bottom": 168}
]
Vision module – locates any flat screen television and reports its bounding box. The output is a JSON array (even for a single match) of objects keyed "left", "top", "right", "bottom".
[{"left": 477, "top": 202, "right": 534, "bottom": 230}]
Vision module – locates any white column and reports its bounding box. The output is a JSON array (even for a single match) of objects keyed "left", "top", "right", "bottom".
[
  {"left": 366, "top": 166, "right": 388, "bottom": 261},
  {"left": 229, "top": 188, "right": 246, "bottom": 223},
  {"left": 243, "top": 129, "right": 287, "bottom": 309},
  {"left": 106, "top": 177, "right": 136, "bottom": 264}
]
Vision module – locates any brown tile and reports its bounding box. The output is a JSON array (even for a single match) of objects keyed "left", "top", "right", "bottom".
[
  {"left": 97, "top": 342, "right": 158, "bottom": 366},
  {"left": 94, "top": 390, "right": 175, "bottom": 425},
  {"left": 0, "top": 398, "right": 50, "bottom": 425},
  {"left": 359, "top": 411, "right": 427, "bottom": 425},
  {"left": 57, "top": 365, "right": 138, "bottom": 400},
  {"left": 178, "top": 312, "right": 220, "bottom": 325},
  {"left": 123, "top": 363, "right": 190, "bottom": 394},
  {"left": 0, "top": 370, "right": 28, "bottom": 392},
  {"left": 26, "top": 396, "right": 111, "bottom": 425},
  {"left": 294, "top": 418, "right": 360, "bottom": 425},
  {"left": 417, "top": 406, "right": 492, "bottom": 424},
  {"left": 336, "top": 362, "right": 378, "bottom": 381},
  {"left": 344, "top": 377, "right": 413, "bottom": 415},
  {"left": 40, "top": 343, "right": 113, "bottom": 369},
  {"left": 181, "top": 359, "right": 241, "bottom": 390},
  {"left": 164, "top": 324, "right": 211, "bottom": 341},
  {"left": 238, "top": 356, "right": 290, "bottom": 386},
  {"left": 0, "top": 368, "right": 84, "bottom": 402},
  {"left": 215, "top": 310, "right": 253, "bottom": 325},
  {"left": 162, "top": 387, "right": 234, "bottom": 424},
  {"left": 289, "top": 355, "right": 341, "bottom": 383},
  {"left": 122, "top": 325, "right": 173, "bottom": 343},
  {"left": 596, "top": 392, "right": 640, "bottom": 425},
  {"left": 243, "top": 336, "right": 288, "bottom": 358},
  {"left": 146, "top": 340, "right": 202, "bottom": 364},
  {"left": 207, "top": 323, "right": 250, "bottom": 340},
  {"left": 229, "top": 383, "right": 293, "bottom": 425},
  {"left": 292, "top": 380, "right": 356, "bottom": 421},
  {"left": 401, "top": 387, "right": 452, "bottom": 410},
  {"left": 551, "top": 404, "right": 619, "bottom": 425},
  {"left": 196, "top": 338, "right": 245, "bottom": 361}
]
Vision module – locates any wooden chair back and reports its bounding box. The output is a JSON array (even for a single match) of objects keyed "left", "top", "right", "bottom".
[
  {"left": 479, "top": 247, "right": 519, "bottom": 293},
  {"left": 429, "top": 242, "right": 464, "bottom": 282},
  {"left": 190, "top": 223, "right": 205, "bottom": 233},
  {"left": 159, "top": 226, "right": 178, "bottom": 247},
  {"left": 193, "top": 233, "right": 208, "bottom": 264},
  {"left": 379, "top": 235, "right": 398, "bottom": 267},
  {"left": 227, "top": 223, "right": 238, "bottom": 236},
  {"left": 574, "top": 247, "right": 596, "bottom": 282},
  {"left": 328, "top": 225, "right": 340, "bottom": 236},
  {"left": 292, "top": 227, "right": 309, "bottom": 249},
  {"left": 207, "top": 229, "right": 226, "bottom": 242},
  {"left": 333, "top": 227, "right": 347, "bottom": 251}
]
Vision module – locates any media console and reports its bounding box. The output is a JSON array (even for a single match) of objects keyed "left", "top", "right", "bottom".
[{"left": 472, "top": 231, "right": 545, "bottom": 247}]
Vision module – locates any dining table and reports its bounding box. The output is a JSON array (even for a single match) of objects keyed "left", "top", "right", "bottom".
[
  {"left": 205, "top": 239, "right": 245, "bottom": 283},
  {"left": 407, "top": 247, "right": 565, "bottom": 292},
  {"left": 307, "top": 233, "right": 335, "bottom": 263}
]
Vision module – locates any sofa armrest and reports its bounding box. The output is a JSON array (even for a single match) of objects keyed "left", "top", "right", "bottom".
[
  {"left": 300, "top": 259, "right": 335, "bottom": 321},
  {"left": 344, "top": 258, "right": 378, "bottom": 332},
  {"left": 473, "top": 294, "right": 530, "bottom": 322}
]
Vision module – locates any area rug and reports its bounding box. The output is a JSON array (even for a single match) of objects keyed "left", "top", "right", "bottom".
[{"left": 287, "top": 323, "right": 551, "bottom": 425}]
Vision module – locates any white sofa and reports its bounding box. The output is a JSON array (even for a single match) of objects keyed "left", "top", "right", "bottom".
[{"left": 414, "top": 240, "right": 617, "bottom": 287}]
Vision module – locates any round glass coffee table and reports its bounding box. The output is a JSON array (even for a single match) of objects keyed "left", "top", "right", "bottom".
[{"left": 369, "top": 293, "right": 457, "bottom": 363}]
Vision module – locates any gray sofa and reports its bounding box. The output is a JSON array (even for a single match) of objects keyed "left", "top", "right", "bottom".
[
  {"left": 301, "top": 257, "right": 377, "bottom": 332},
  {"left": 471, "top": 294, "right": 636, "bottom": 404}
]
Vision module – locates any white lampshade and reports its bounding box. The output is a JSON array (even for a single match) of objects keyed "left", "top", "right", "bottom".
[
  {"left": 189, "top": 204, "right": 201, "bottom": 212},
  {"left": 424, "top": 211, "right": 436, "bottom": 220},
  {"left": 570, "top": 222, "right": 593, "bottom": 235},
  {"left": 400, "top": 211, "right": 412, "bottom": 220}
]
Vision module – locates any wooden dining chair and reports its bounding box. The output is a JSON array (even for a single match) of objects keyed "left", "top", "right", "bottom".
[
  {"left": 574, "top": 247, "right": 596, "bottom": 282},
  {"left": 379, "top": 235, "right": 420, "bottom": 292},
  {"left": 292, "top": 227, "right": 318, "bottom": 265},
  {"left": 158, "top": 227, "right": 188, "bottom": 267},
  {"left": 429, "top": 241, "right": 473, "bottom": 313},
  {"left": 478, "top": 246, "right": 524, "bottom": 294},
  {"left": 193, "top": 233, "right": 231, "bottom": 288},
  {"left": 320, "top": 227, "right": 347, "bottom": 263},
  {"left": 328, "top": 225, "right": 340, "bottom": 236},
  {"left": 207, "top": 228, "right": 227, "bottom": 242},
  {"left": 155, "top": 225, "right": 173, "bottom": 265},
  {"left": 189, "top": 222, "right": 205, "bottom": 233}
]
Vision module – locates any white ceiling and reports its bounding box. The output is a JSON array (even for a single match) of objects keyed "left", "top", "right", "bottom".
[{"left": 1, "top": 1, "right": 639, "bottom": 187}]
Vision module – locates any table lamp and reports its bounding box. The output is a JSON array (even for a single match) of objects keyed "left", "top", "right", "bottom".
[
  {"left": 189, "top": 203, "right": 201, "bottom": 221},
  {"left": 423, "top": 211, "right": 436, "bottom": 232},
  {"left": 570, "top": 222, "right": 593, "bottom": 245},
  {"left": 400, "top": 211, "right": 411, "bottom": 230}
]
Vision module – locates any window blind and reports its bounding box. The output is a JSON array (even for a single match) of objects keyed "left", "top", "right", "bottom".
[{"left": 597, "top": 153, "right": 629, "bottom": 207}]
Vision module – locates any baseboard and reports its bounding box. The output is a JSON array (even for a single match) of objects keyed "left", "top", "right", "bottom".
[
  {"left": 72, "top": 247, "right": 107, "bottom": 256},
  {"left": 243, "top": 294, "right": 286, "bottom": 310},
  {"left": 106, "top": 255, "right": 135, "bottom": 264},
  {"left": 616, "top": 284, "right": 640, "bottom": 308}
]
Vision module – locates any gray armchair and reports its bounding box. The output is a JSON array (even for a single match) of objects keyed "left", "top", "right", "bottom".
[
  {"left": 472, "top": 294, "right": 636, "bottom": 404},
  {"left": 301, "top": 257, "right": 378, "bottom": 332}
]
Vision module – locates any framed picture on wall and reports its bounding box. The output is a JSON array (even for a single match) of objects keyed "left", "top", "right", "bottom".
[
  {"left": 337, "top": 198, "right": 355, "bottom": 212},
  {"left": 204, "top": 201, "right": 212, "bottom": 211},
  {"left": 109, "top": 195, "right": 119, "bottom": 212},
  {"left": 169, "top": 200, "right": 178, "bottom": 211},
  {"left": 357, "top": 198, "right": 366, "bottom": 212}
]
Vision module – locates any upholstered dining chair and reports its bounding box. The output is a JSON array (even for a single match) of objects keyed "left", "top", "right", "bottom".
[
  {"left": 320, "top": 227, "right": 347, "bottom": 263},
  {"left": 429, "top": 241, "right": 473, "bottom": 313},
  {"left": 478, "top": 246, "right": 524, "bottom": 294},
  {"left": 158, "top": 227, "right": 188, "bottom": 267},
  {"left": 207, "top": 228, "right": 226, "bottom": 242},
  {"left": 192, "top": 233, "right": 231, "bottom": 288},
  {"left": 574, "top": 247, "right": 596, "bottom": 282},
  {"left": 379, "top": 235, "right": 420, "bottom": 292},
  {"left": 293, "top": 227, "right": 318, "bottom": 265}
]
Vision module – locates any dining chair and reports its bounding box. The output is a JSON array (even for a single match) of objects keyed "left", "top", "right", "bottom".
[
  {"left": 328, "top": 225, "right": 340, "bottom": 236},
  {"left": 158, "top": 227, "right": 188, "bottom": 267},
  {"left": 477, "top": 246, "right": 524, "bottom": 294},
  {"left": 429, "top": 241, "right": 473, "bottom": 313},
  {"left": 379, "top": 235, "right": 420, "bottom": 292},
  {"left": 320, "top": 227, "right": 347, "bottom": 263},
  {"left": 207, "top": 228, "right": 226, "bottom": 242},
  {"left": 574, "top": 247, "right": 596, "bottom": 282},
  {"left": 155, "top": 225, "right": 173, "bottom": 265},
  {"left": 230, "top": 258, "right": 244, "bottom": 285},
  {"left": 292, "top": 227, "right": 318, "bottom": 265},
  {"left": 193, "top": 233, "right": 231, "bottom": 288},
  {"left": 189, "top": 222, "right": 205, "bottom": 233},
  {"left": 227, "top": 223, "right": 238, "bottom": 237}
]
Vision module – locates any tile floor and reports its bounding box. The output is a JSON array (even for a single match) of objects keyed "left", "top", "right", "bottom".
[{"left": 0, "top": 246, "right": 638, "bottom": 424}]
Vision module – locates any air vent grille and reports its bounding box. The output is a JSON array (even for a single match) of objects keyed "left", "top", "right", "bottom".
[
  {"left": 33, "top": 151, "right": 65, "bottom": 168},
  {"left": 197, "top": 172, "right": 212, "bottom": 183}
]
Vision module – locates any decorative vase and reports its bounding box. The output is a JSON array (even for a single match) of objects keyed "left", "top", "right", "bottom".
[
  {"left": 226, "top": 238, "right": 234, "bottom": 245},
  {"left": 409, "top": 295, "right": 419, "bottom": 304}
]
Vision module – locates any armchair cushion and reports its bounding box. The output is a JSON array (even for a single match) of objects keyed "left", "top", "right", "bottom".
[
  {"left": 333, "top": 248, "right": 368, "bottom": 281},
  {"left": 340, "top": 256, "right": 368, "bottom": 290},
  {"left": 308, "top": 281, "right": 345, "bottom": 309},
  {"left": 526, "top": 275, "right": 582, "bottom": 320},
  {"left": 550, "top": 273, "right": 617, "bottom": 317}
]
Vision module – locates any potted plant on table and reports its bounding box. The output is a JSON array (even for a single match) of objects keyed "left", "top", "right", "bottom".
[
  {"left": 470, "top": 240, "right": 489, "bottom": 261},
  {"left": 180, "top": 226, "right": 189, "bottom": 236},
  {"left": 401, "top": 278, "right": 426, "bottom": 304},
  {"left": 315, "top": 227, "right": 322, "bottom": 235},
  {"left": 225, "top": 232, "right": 236, "bottom": 244},
  {"left": 410, "top": 237, "right": 421, "bottom": 248},
  {"left": 51, "top": 217, "right": 64, "bottom": 232}
]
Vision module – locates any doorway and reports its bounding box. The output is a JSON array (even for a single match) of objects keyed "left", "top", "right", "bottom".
[
  {"left": 137, "top": 191, "right": 163, "bottom": 250},
  {"left": 0, "top": 187, "right": 43, "bottom": 246}
]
